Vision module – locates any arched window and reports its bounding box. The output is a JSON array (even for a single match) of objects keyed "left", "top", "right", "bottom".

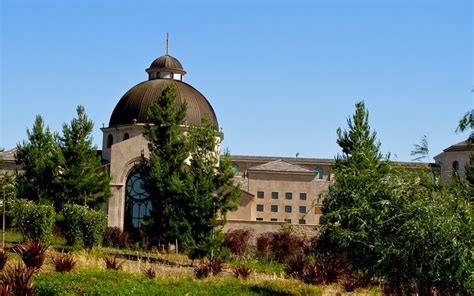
[
  {"left": 124, "top": 169, "right": 152, "bottom": 231},
  {"left": 315, "top": 167, "right": 324, "bottom": 179},
  {"left": 107, "top": 134, "right": 113, "bottom": 148},
  {"left": 452, "top": 161, "right": 460, "bottom": 173},
  {"left": 123, "top": 133, "right": 130, "bottom": 140}
]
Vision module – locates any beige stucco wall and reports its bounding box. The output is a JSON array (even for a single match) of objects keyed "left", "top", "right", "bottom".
[
  {"left": 434, "top": 149, "right": 471, "bottom": 182},
  {"left": 244, "top": 171, "right": 330, "bottom": 225},
  {"left": 106, "top": 134, "right": 149, "bottom": 229},
  {"left": 223, "top": 220, "right": 319, "bottom": 240}
]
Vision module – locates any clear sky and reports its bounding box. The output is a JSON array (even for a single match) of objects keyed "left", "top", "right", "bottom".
[{"left": 1, "top": 0, "right": 472, "bottom": 162}]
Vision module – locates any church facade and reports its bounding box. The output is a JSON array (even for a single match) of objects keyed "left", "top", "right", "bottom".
[{"left": 1, "top": 51, "right": 470, "bottom": 236}]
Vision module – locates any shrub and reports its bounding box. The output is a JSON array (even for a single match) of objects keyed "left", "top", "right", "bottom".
[
  {"left": 208, "top": 257, "right": 223, "bottom": 276},
  {"left": 104, "top": 256, "right": 123, "bottom": 270},
  {"left": 61, "top": 204, "right": 107, "bottom": 249},
  {"left": 51, "top": 253, "right": 76, "bottom": 273},
  {"left": 1, "top": 263, "right": 36, "bottom": 296},
  {"left": 14, "top": 240, "right": 49, "bottom": 271},
  {"left": 256, "top": 232, "right": 310, "bottom": 263},
  {"left": 194, "top": 261, "right": 211, "bottom": 279},
  {"left": 0, "top": 249, "right": 7, "bottom": 271},
  {"left": 103, "top": 227, "right": 130, "bottom": 248},
  {"left": 10, "top": 199, "right": 55, "bottom": 243},
  {"left": 143, "top": 267, "right": 156, "bottom": 279},
  {"left": 285, "top": 254, "right": 346, "bottom": 285},
  {"left": 224, "top": 229, "right": 252, "bottom": 258},
  {"left": 232, "top": 264, "right": 252, "bottom": 279}
]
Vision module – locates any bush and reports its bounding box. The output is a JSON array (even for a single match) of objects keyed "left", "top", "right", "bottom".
[
  {"left": 194, "top": 261, "right": 211, "bottom": 279},
  {"left": 14, "top": 240, "right": 49, "bottom": 271},
  {"left": 1, "top": 263, "right": 36, "bottom": 296},
  {"left": 103, "top": 227, "right": 130, "bottom": 248},
  {"left": 104, "top": 256, "right": 123, "bottom": 270},
  {"left": 0, "top": 249, "right": 7, "bottom": 271},
  {"left": 224, "top": 229, "right": 252, "bottom": 258},
  {"left": 51, "top": 253, "right": 76, "bottom": 273},
  {"left": 256, "top": 232, "right": 310, "bottom": 263},
  {"left": 10, "top": 199, "right": 55, "bottom": 242},
  {"left": 61, "top": 204, "right": 107, "bottom": 249},
  {"left": 285, "top": 254, "right": 346, "bottom": 285},
  {"left": 143, "top": 267, "right": 156, "bottom": 279},
  {"left": 233, "top": 264, "right": 252, "bottom": 279}
]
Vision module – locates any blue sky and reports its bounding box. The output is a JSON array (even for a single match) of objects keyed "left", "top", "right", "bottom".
[{"left": 1, "top": 0, "right": 472, "bottom": 161}]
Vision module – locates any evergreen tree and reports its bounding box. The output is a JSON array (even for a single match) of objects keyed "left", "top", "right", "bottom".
[
  {"left": 141, "top": 85, "right": 240, "bottom": 258},
  {"left": 319, "top": 102, "right": 474, "bottom": 294},
  {"left": 140, "top": 85, "right": 190, "bottom": 245},
  {"left": 335, "top": 101, "right": 382, "bottom": 171},
  {"left": 57, "top": 105, "right": 111, "bottom": 210},
  {"left": 180, "top": 122, "right": 240, "bottom": 259},
  {"left": 15, "top": 115, "right": 60, "bottom": 203}
]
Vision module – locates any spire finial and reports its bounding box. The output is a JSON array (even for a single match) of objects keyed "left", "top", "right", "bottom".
[{"left": 165, "top": 32, "right": 169, "bottom": 55}]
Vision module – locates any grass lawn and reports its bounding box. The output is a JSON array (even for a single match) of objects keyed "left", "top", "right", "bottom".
[{"left": 34, "top": 269, "right": 324, "bottom": 296}]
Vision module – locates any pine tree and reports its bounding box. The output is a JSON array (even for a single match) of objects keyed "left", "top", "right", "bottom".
[
  {"left": 140, "top": 85, "right": 190, "bottom": 245},
  {"left": 335, "top": 101, "right": 382, "bottom": 172},
  {"left": 141, "top": 85, "right": 240, "bottom": 257},
  {"left": 56, "top": 105, "right": 111, "bottom": 210},
  {"left": 180, "top": 122, "right": 240, "bottom": 259},
  {"left": 15, "top": 115, "right": 60, "bottom": 203}
]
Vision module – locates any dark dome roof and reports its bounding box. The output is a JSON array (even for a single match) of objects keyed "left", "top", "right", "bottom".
[
  {"left": 148, "top": 55, "right": 185, "bottom": 74},
  {"left": 109, "top": 79, "right": 218, "bottom": 128}
]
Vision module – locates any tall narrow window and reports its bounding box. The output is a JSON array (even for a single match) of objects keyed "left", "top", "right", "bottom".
[
  {"left": 315, "top": 167, "right": 324, "bottom": 179},
  {"left": 107, "top": 134, "right": 113, "bottom": 148},
  {"left": 452, "top": 161, "right": 460, "bottom": 173},
  {"left": 124, "top": 169, "right": 152, "bottom": 231}
]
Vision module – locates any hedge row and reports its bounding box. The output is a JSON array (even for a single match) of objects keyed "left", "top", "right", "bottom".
[{"left": 10, "top": 199, "right": 106, "bottom": 248}]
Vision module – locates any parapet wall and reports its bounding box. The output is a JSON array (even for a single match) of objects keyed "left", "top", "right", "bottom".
[{"left": 223, "top": 220, "right": 319, "bottom": 241}]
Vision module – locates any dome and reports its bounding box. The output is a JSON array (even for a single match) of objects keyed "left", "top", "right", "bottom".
[
  {"left": 147, "top": 54, "right": 186, "bottom": 75},
  {"left": 109, "top": 79, "right": 218, "bottom": 128}
]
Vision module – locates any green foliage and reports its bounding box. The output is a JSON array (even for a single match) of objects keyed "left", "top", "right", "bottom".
[
  {"left": 410, "top": 135, "right": 429, "bottom": 162},
  {"left": 15, "top": 115, "right": 61, "bottom": 204},
  {"left": 56, "top": 106, "right": 111, "bottom": 210},
  {"left": 34, "top": 269, "right": 324, "bottom": 295},
  {"left": 61, "top": 204, "right": 106, "bottom": 249},
  {"left": 456, "top": 109, "right": 473, "bottom": 143},
  {"left": 140, "top": 85, "right": 240, "bottom": 259},
  {"left": 10, "top": 199, "right": 55, "bottom": 242},
  {"left": 15, "top": 107, "right": 111, "bottom": 211},
  {"left": 319, "top": 102, "right": 474, "bottom": 294},
  {"left": 335, "top": 101, "right": 382, "bottom": 171}
]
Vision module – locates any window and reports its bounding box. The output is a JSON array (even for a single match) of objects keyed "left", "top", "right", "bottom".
[
  {"left": 299, "top": 206, "right": 307, "bottom": 213},
  {"left": 315, "top": 167, "right": 324, "bottom": 179},
  {"left": 285, "top": 192, "right": 292, "bottom": 200},
  {"left": 271, "top": 192, "right": 279, "bottom": 199},
  {"left": 285, "top": 205, "right": 292, "bottom": 213},
  {"left": 298, "top": 219, "right": 306, "bottom": 225},
  {"left": 284, "top": 219, "right": 292, "bottom": 223},
  {"left": 271, "top": 205, "right": 278, "bottom": 212},
  {"left": 270, "top": 218, "right": 278, "bottom": 222},
  {"left": 300, "top": 193, "right": 307, "bottom": 200},
  {"left": 453, "top": 161, "right": 460, "bottom": 173},
  {"left": 256, "top": 218, "right": 263, "bottom": 221},
  {"left": 123, "top": 133, "right": 130, "bottom": 140},
  {"left": 256, "top": 204, "right": 264, "bottom": 212},
  {"left": 257, "top": 191, "right": 264, "bottom": 199},
  {"left": 107, "top": 134, "right": 113, "bottom": 148},
  {"left": 124, "top": 168, "right": 152, "bottom": 231}
]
